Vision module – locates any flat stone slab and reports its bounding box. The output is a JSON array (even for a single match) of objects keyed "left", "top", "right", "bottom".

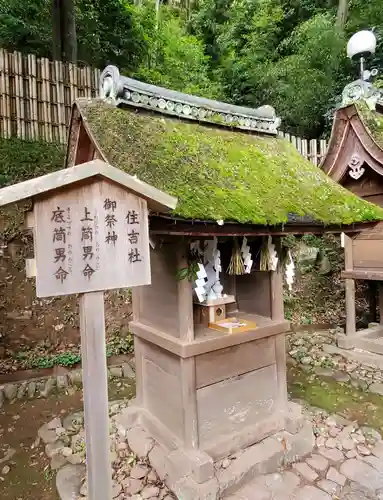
[
  {"left": 306, "top": 454, "right": 329, "bottom": 472},
  {"left": 229, "top": 471, "right": 300, "bottom": 500},
  {"left": 340, "top": 459, "right": 383, "bottom": 491},
  {"left": 368, "top": 383, "right": 383, "bottom": 396},
  {"left": 294, "top": 485, "right": 332, "bottom": 500},
  {"left": 56, "top": 464, "right": 85, "bottom": 500},
  {"left": 317, "top": 479, "right": 339, "bottom": 495},
  {"left": 318, "top": 447, "right": 344, "bottom": 462}
]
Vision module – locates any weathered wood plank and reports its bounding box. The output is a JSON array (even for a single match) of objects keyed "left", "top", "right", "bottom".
[
  {"left": 197, "top": 365, "right": 278, "bottom": 446},
  {"left": 195, "top": 337, "right": 275, "bottom": 389},
  {"left": 353, "top": 239, "right": 383, "bottom": 269},
  {"left": 79, "top": 291, "right": 112, "bottom": 500}
]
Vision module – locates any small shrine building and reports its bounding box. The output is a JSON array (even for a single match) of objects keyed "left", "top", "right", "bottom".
[
  {"left": 322, "top": 79, "right": 383, "bottom": 354},
  {"left": 65, "top": 66, "right": 383, "bottom": 498}
]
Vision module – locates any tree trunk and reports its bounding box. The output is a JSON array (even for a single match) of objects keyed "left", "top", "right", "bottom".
[
  {"left": 52, "top": 0, "right": 62, "bottom": 60},
  {"left": 61, "top": 0, "right": 77, "bottom": 62},
  {"left": 336, "top": 0, "right": 348, "bottom": 29}
]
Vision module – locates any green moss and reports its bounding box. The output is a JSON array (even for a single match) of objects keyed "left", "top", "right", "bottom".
[
  {"left": 81, "top": 100, "right": 383, "bottom": 225},
  {"left": 288, "top": 366, "right": 383, "bottom": 433},
  {"left": 0, "top": 138, "right": 66, "bottom": 241},
  {"left": 356, "top": 100, "right": 383, "bottom": 150},
  {"left": 0, "top": 137, "right": 65, "bottom": 187}
]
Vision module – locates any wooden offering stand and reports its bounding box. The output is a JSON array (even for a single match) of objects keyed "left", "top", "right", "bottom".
[{"left": 123, "top": 242, "right": 314, "bottom": 498}]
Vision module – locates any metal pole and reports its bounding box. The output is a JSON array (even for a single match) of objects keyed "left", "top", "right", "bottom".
[{"left": 360, "top": 56, "right": 365, "bottom": 80}]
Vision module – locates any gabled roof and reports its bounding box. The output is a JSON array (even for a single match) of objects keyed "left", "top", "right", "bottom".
[
  {"left": 0, "top": 159, "right": 177, "bottom": 212},
  {"left": 67, "top": 98, "right": 383, "bottom": 226},
  {"left": 321, "top": 101, "right": 383, "bottom": 182}
]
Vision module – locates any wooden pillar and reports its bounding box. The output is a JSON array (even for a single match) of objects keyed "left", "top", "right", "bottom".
[
  {"left": 80, "top": 291, "right": 112, "bottom": 500},
  {"left": 344, "top": 234, "right": 356, "bottom": 335},
  {"left": 132, "top": 288, "right": 144, "bottom": 406},
  {"left": 270, "top": 270, "right": 284, "bottom": 321},
  {"left": 270, "top": 270, "right": 287, "bottom": 409},
  {"left": 379, "top": 283, "right": 383, "bottom": 325},
  {"left": 368, "top": 282, "right": 378, "bottom": 323},
  {"left": 177, "top": 243, "right": 198, "bottom": 449},
  {"left": 177, "top": 242, "right": 194, "bottom": 341}
]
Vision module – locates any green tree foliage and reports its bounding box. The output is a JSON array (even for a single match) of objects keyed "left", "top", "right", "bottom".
[
  {"left": 0, "top": 0, "right": 383, "bottom": 137},
  {"left": 0, "top": 0, "right": 51, "bottom": 57},
  {"left": 135, "top": 6, "right": 221, "bottom": 97}
]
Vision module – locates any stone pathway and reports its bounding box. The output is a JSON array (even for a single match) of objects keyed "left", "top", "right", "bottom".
[
  {"left": 229, "top": 408, "right": 383, "bottom": 499},
  {"left": 39, "top": 399, "right": 383, "bottom": 500},
  {"left": 38, "top": 401, "right": 174, "bottom": 500},
  {"left": 287, "top": 328, "right": 383, "bottom": 395}
]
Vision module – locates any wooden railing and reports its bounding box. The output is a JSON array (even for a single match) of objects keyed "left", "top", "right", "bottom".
[{"left": 0, "top": 49, "right": 328, "bottom": 165}]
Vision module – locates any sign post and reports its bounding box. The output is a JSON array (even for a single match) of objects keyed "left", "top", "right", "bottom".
[
  {"left": 80, "top": 291, "right": 111, "bottom": 500},
  {"left": 0, "top": 160, "right": 177, "bottom": 500}
]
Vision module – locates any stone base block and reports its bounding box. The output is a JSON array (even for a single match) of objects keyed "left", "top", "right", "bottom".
[
  {"left": 337, "top": 333, "right": 357, "bottom": 350},
  {"left": 217, "top": 421, "right": 314, "bottom": 498},
  {"left": 119, "top": 402, "right": 314, "bottom": 500},
  {"left": 337, "top": 329, "right": 383, "bottom": 355}
]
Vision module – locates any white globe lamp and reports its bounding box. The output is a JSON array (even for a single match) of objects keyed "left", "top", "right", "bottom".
[
  {"left": 347, "top": 30, "right": 377, "bottom": 60},
  {"left": 347, "top": 30, "right": 377, "bottom": 80}
]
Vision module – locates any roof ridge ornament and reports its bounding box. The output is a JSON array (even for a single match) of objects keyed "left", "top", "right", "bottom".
[{"left": 99, "top": 65, "right": 281, "bottom": 135}]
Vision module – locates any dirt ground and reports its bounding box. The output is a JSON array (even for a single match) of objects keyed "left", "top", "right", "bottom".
[
  {"left": 0, "top": 382, "right": 135, "bottom": 500},
  {"left": 0, "top": 394, "right": 80, "bottom": 500},
  {"left": 1, "top": 369, "right": 383, "bottom": 499}
]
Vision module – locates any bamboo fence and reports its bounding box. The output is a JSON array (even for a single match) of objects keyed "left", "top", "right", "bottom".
[
  {"left": 0, "top": 49, "right": 328, "bottom": 165},
  {"left": 0, "top": 49, "right": 100, "bottom": 143}
]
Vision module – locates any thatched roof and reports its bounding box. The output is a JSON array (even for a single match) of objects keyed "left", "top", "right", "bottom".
[{"left": 70, "top": 98, "right": 383, "bottom": 226}]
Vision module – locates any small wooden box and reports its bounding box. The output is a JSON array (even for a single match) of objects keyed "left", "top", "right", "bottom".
[
  {"left": 208, "top": 317, "right": 257, "bottom": 334},
  {"left": 193, "top": 295, "right": 236, "bottom": 326}
]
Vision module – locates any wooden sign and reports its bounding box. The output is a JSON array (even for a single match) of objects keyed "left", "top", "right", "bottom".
[
  {"left": 34, "top": 178, "right": 150, "bottom": 297},
  {"left": 0, "top": 159, "right": 177, "bottom": 500}
]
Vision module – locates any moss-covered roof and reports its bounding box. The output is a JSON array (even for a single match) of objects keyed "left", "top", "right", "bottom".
[
  {"left": 356, "top": 100, "right": 383, "bottom": 150},
  {"left": 78, "top": 99, "right": 383, "bottom": 225}
]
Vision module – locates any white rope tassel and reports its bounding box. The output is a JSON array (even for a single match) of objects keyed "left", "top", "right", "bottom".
[
  {"left": 267, "top": 236, "right": 279, "bottom": 271},
  {"left": 190, "top": 241, "right": 207, "bottom": 303},
  {"left": 195, "top": 263, "right": 207, "bottom": 302},
  {"left": 285, "top": 251, "right": 295, "bottom": 291},
  {"left": 241, "top": 236, "right": 253, "bottom": 274}
]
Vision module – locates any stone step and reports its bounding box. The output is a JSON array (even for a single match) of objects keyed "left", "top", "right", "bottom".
[{"left": 219, "top": 421, "right": 314, "bottom": 498}]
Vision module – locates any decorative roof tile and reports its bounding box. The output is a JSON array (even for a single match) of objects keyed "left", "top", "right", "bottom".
[{"left": 99, "top": 65, "right": 281, "bottom": 135}]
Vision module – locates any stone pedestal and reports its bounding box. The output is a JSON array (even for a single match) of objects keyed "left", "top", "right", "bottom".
[{"left": 115, "top": 401, "right": 314, "bottom": 499}]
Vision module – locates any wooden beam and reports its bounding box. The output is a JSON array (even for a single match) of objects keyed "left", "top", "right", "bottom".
[
  {"left": 149, "top": 217, "right": 377, "bottom": 237},
  {"left": 130, "top": 318, "right": 290, "bottom": 359},
  {"left": 342, "top": 270, "right": 383, "bottom": 280},
  {"left": 79, "top": 291, "right": 112, "bottom": 500}
]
